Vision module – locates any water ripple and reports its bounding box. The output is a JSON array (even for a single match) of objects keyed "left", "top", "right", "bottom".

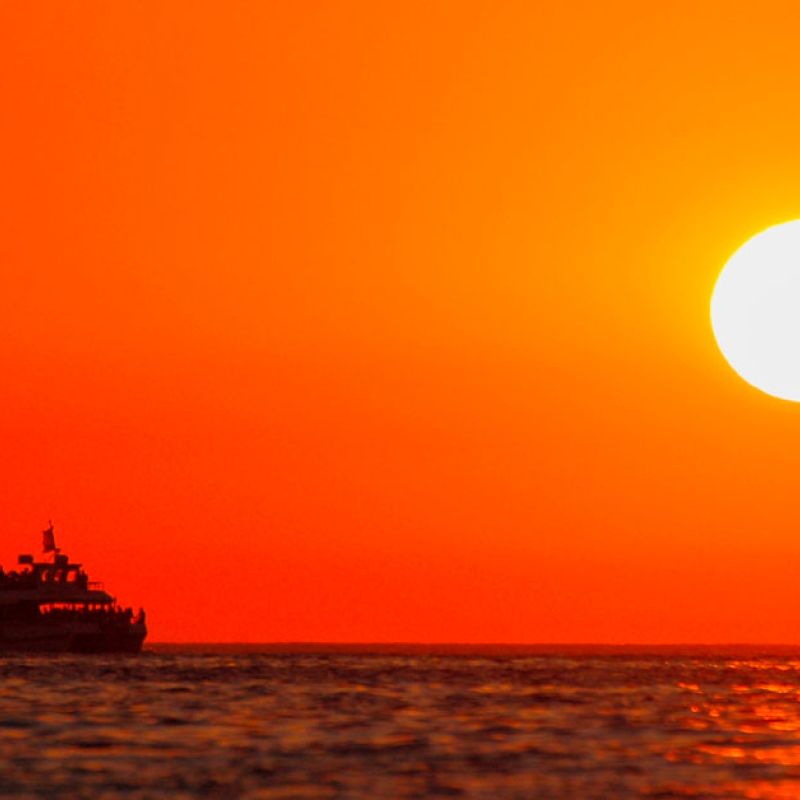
[{"left": 2, "top": 648, "right": 800, "bottom": 797}]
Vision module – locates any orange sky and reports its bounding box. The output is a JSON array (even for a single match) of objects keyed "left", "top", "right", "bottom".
[{"left": 3, "top": 2, "right": 800, "bottom": 642}]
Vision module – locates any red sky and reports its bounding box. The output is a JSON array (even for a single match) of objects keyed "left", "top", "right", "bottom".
[{"left": 3, "top": 2, "right": 800, "bottom": 642}]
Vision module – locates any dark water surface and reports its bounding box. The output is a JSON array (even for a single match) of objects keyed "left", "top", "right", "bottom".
[{"left": 5, "top": 645, "right": 800, "bottom": 798}]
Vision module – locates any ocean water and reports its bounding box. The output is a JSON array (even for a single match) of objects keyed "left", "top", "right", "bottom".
[{"left": 4, "top": 645, "right": 800, "bottom": 798}]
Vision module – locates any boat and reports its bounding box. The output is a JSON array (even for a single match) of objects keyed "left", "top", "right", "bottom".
[{"left": 0, "top": 524, "right": 147, "bottom": 653}]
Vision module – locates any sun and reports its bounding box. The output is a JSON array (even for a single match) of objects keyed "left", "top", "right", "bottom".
[{"left": 711, "top": 221, "right": 800, "bottom": 402}]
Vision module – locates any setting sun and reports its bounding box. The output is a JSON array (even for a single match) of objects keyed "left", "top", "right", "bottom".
[{"left": 712, "top": 221, "right": 800, "bottom": 402}]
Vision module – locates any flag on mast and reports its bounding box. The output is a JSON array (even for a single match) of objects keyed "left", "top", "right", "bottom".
[{"left": 42, "top": 522, "right": 56, "bottom": 553}]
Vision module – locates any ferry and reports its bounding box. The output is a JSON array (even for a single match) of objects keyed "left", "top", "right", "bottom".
[{"left": 0, "top": 524, "right": 147, "bottom": 653}]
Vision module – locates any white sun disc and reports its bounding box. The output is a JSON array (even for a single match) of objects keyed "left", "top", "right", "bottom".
[{"left": 711, "top": 220, "right": 800, "bottom": 401}]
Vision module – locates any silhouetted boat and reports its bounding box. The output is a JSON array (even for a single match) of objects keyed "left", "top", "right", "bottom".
[{"left": 0, "top": 524, "right": 147, "bottom": 653}]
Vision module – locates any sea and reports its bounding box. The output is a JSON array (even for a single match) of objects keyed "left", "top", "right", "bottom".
[{"left": 4, "top": 644, "right": 800, "bottom": 799}]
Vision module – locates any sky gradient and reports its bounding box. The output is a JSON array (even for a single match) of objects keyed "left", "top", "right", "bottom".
[{"left": 3, "top": 2, "right": 800, "bottom": 642}]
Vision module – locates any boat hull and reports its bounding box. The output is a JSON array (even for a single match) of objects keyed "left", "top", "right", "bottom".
[{"left": 0, "top": 623, "right": 146, "bottom": 654}]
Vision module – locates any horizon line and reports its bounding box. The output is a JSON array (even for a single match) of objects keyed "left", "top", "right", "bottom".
[{"left": 145, "top": 641, "right": 800, "bottom": 648}]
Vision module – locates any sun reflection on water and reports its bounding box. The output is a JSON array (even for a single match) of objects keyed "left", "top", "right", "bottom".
[{"left": 656, "top": 658, "right": 800, "bottom": 798}]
